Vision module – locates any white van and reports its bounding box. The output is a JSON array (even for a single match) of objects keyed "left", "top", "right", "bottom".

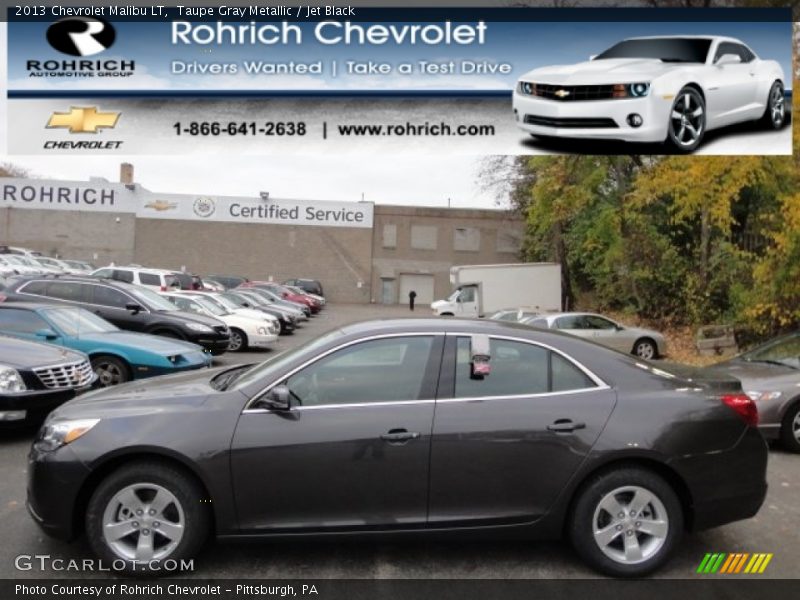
[{"left": 91, "top": 266, "right": 182, "bottom": 291}]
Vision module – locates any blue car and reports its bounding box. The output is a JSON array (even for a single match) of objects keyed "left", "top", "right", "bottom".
[{"left": 0, "top": 303, "right": 212, "bottom": 386}]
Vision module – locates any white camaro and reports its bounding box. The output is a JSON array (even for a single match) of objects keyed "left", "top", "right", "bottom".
[{"left": 513, "top": 36, "right": 786, "bottom": 152}]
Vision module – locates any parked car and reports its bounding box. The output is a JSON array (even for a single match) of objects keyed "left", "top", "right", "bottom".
[
  {"left": 189, "top": 292, "right": 283, "bottom": 331},
  {"left": 27, "top": 318, "right": 766, "bottom": 576},
  {"left": 161, "top": 292, "right": 279, "bottom": 352},
  {"left": 0, "top": 245, "right": 41, "bottom": 257},
  {"left": 701, "top": 331, "right": 800, "bottom": 452},
  {"left": 91, "top": 266, "right": 182, "bottom": 292},
  {"left": 1, "top": 255, "right": 57, "bottom": 275},
  {"left": 170, "top": 272, "right": 205, "bottom": 291},
  {"left": 284, "top": 284, "right": 325, "bottom": 307},
  {"left": 239, "top": 287, "right": 310, "bottom": 319},
  {"left": 526, "top": 312, "right": 666, "bottom": 359},
  {"left": 0, "top": 303, "right": 211, "bottom": 387},
  {"left": 62, "top": 260, "right": 94, "bottom": 274},
  {"left": 200, "top": 279, "right": 226, "bottom": 292},
  {"left": 489, "top": 308, "right": 541, "bottom": 323},
  {"left": 0, "top": 335, "right": 94, "bottom": 425},
  {"left": 242, "top": 282, "right": 320, "bottom": 314},
  {"left": 283, "top": 278, "right": 324, "bottom": 297},
  {"left": 221, "top": 291, "right": 297, "bottom": 335},
  {"left": 0, "top": 276, "right": 231, "bottom": 355},
  {"left": 206, "top": 275, "right": 249, "bottom": 289},
  {"left": 514, "top": 36, "right": 786, "bottom": 152}
]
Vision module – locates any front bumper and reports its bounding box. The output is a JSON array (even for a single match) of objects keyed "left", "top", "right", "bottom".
[
  {"left": 512, "top": 92, "right": 671, "bottom": 143},
  {"left": 192, "top": 336, "right": 231, "bottom": 356},
  {"left": 0, "top": 388, "right": 78, "bottom": 422},
  {"left": 248, "top": 332, "right": 279, "bottom": 347}
]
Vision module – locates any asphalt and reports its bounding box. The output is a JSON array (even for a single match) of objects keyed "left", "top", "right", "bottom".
[{"left": 1, "top": 304, "right": 798, "bottom": 579}]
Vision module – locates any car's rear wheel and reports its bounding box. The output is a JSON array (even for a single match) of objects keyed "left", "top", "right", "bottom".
[
  {"left": 90, "top": 355, "right": 130, "bottom": 387},
  {"left": 569, "top": 467, "right": 683, "bottom": 577},
  {"left": 779, "top": 403, "right": 800, "bottom": 453},
  {"left": 761, "top": 81, "right": 785, "bottom": 129},
  {"left": 667, "top": 87, "right": 706, "bottom": 153},
  {"left": 228, "top": 328, "right": 247, "bottom": 352},
  {"left": 86, "top": 461, "right": 210, "bottom": 575},
  {"left": 633, "top": 339, "right": 658, "bottom": 360}
]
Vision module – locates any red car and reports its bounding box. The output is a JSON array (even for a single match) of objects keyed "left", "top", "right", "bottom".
[{"left": 240, "top": 281, "right": 321, "bottom": 313}]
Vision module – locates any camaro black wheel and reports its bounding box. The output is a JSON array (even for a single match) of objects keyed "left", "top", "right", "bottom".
[
  {"left": 633, "top": 339, "right": 657, "bottom": 360},
  {"left": 667, "top": 87, "right": 706, "bottom": 153},
  {"left": 91, "top": 355, "right": 130, "bottom": 388},
  {"left": 86, "top": 462, "right": 210, "bottom": 575},
  {"left": 569, "top": 467, "right": 683, "bottom": 577},
  {"left": 761, "top": 81, "right": 785, "bottom": 129},
  {"left": 779, "top": 403, "right": 800, "bottom": 454},
  {"left": 228, "top": 328, "right": 247, "bottom": 352}
]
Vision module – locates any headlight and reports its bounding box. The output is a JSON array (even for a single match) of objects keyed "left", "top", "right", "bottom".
[
  {"left": 745, "top": 391, "right": 782, "bottom": 402},
  {"left": 518, "top": 81, "right": 534, "bottom": 95},
  {"left": 34, "top": 418, "right": 100, "bottom": 452},
  {"left": 256, "top": 326, "right": 268, "bottom": 335},
  {"left": 614, "top": 82, "right": 650, "bottom": 98},
  {"left": 0, "top": 365, "right": 26, "bottom": 394},
  {"left": 186, "top": 322, "right": 213, "bottom": 333}
]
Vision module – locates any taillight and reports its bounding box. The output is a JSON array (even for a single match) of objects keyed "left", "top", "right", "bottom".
[
  {"left": 160, "top": 285, "right": 166, "bottom": 291},
  {"left": 0, "top": 294, "right": 6, "bottom": 302},
  {"left": 721, "top": 393, "right": 758, "bottom": 427}
]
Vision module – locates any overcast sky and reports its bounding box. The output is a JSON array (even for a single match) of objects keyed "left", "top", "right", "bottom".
[{"left": 2, "top": 155, "right": 504, "bottom": 208}]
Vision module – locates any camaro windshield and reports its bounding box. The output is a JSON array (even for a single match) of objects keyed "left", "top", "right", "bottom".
[
  {"left": 44, "top": 307, "right": 118, "bottom": 335},
  {"left": 594, "top": 38, "right": 712, "bottom": 63}
]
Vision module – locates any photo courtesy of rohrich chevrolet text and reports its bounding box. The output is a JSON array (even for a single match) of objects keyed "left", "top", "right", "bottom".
[{"left": 0, "top": 1, "right": 798, "bottom": 600}]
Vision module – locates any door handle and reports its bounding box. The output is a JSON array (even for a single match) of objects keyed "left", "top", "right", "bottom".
[
  {"left": 380, "top": 428, "right": 420, "bottom": 444},
  {"left": 547, "top": 419, "right": 586, "bottom": 433}
]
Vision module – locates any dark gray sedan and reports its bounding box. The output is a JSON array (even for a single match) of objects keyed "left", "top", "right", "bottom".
[
  {"left": 704, "top": 331, "right": 800, "bottom": 453},
  {"left": 27, "top": 319, "right": 767, "bottom": 577}
]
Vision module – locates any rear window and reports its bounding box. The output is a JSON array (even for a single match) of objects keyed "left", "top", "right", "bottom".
[
  {"left": 19, "top": 280, "right": 48, "bottom": 296},
  {"left": 113, "top": 269, "right": 134, "bottom": 283}
]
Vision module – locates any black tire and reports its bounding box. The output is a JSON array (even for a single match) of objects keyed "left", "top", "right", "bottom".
[
  {"left": 86, "top": 461, "right": 210, "bottom": 576},
  {"left": 228, "top": 328, "right": 247, "bottom": 352},
  {"left": 666, "top": 87, "right": 706, "bottom": 153},
  {"left": 90, "top": 355, "right": 130, "bottom": 388},
  {"left": 760, "top": 80, "right": 786, "bottom": 130},
  {"left": 779, "top": 403, "right": 800, "bottom": 454},
  {"left": 568, "top": 467, "right": 683, "bottom": 577},
  {"left": 633, "top": 338, "right": 658, "bottom": 360}
]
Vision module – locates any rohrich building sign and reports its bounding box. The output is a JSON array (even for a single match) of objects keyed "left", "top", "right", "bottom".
[{"left": 0, "top": 178, "right": 375, "bottom": 229}]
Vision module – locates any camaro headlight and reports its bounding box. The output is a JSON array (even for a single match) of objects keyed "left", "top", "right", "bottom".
[
  {"left": 0, "top": 365, "right": 26, "bottom": 394},
  {"left": 614, "top": 82, "right": 650, "bottom": 98},
  {"left": 186, "top": 323, "right": 213, "bottom": 333},
  {"left": 34, "top": 418, "right": 100, "bottom": 452},
  {"left": 518, "top": 81, "right": 535, "bottom": 95},
  {"left": 745, "top": 391, "right": 782, "bottom": 402}
]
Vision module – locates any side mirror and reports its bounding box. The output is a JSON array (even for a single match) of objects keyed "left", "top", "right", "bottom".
[
  {"left": 716, "top": 53, "right": 741, "bottom": 66},
  {"left": 125, "top": 302, "right": 142, "bottom": 315},
  {"left": 35, "top": 328, "right": 59, "bottom": 341},
  {"left": 263, "top": 385, "right": 291, "bottom": 410}
]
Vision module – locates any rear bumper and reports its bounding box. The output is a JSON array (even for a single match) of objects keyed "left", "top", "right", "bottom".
[{"left": 671, "top": 426, "right": 769, "bottom": 531}]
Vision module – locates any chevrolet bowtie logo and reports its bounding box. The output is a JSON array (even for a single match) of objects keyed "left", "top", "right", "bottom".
[
  {"left": 47, "top": 106, "right": 120, "bottom": 133},
  {"left": 554, "top": 89, "right": 571, "bottom": 98}
]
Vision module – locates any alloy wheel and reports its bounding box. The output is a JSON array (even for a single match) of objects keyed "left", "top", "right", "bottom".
[
  {"left": 592, "top": 485, "right": 669, "bottom": 565},
  {"left": 94, "top": 361, "right": 125, "bottom": 387},
  {"left": 770, "top": 85, "right": 785, "bottom": 127},
  {"left": 793, "top": 411, "right": 800, "bottom": 443},
  {"left": 670, "top": 92, "right": 704, "bottom": 148},
  {"left": 101, "top": 483, "right": 185, "bottom": 563},
  {"left": 635, "top": 342, "right": 656, "bottom": 360},
  {"left": 229, "top": 330, "right": 244, "bottom": 352}
]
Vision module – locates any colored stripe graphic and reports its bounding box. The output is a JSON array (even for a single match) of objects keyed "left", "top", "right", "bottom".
[{"left": 700, "top": 553, "right": 773, "bottom": 574}]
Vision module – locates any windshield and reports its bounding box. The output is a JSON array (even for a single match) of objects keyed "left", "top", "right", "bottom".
[
  {"left": 447, "top": 289, "right": 461, "bottom": 302},
  {"left": 130, "top": 286, "right": 180, "bottom": 311},
  {"left": 44, "top": 307, "right": 118, "bottom": 335},
  {"left": 192, "top": 295, "right": 228, "bottom": 316},
  {"left": 595, "top": 38, "right": 712, "bottom": 63},
  {"left": 238, "top": 291, "right": 268, "bottom": 306},
  {"left": 4, "top": 256, "right": 26, "bottom": 266},
  {"left": 743, "top": 335, "right": 800, "bottom": 369},
  {"left": 211, "top": 294, "right": 241, "bottom": 312}
]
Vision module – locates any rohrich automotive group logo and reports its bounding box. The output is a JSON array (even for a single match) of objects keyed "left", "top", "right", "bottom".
[
  {"left": 47, "top": 17, "right": 116, "bottom": 56},
  {"left": 697, "top": 552, "right": 774, "bottom": 574},
  {"left": 27, "top": 18, "right": 134, "bottom": 79}
]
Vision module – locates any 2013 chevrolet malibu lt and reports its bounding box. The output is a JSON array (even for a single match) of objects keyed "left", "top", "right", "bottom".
[
  {"left": 27, "top": 319, "right": 767, "bottom": 577},
  {"left": 513, "top": 36, "right": 785, "bottom": 152}
]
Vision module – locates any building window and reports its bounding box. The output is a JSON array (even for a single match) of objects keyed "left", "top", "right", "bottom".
[
  {"left": 454, "top": 227, "right": 480, "bottom": 252},
  {"left": 382, "top": 224, "right": 397, "bottom": 249},
  {"left": 410, "top": 225, "right": 438, "bottom": 250},
  {"left": 496, "top": 230, "right": 522, "bottom": 254}
]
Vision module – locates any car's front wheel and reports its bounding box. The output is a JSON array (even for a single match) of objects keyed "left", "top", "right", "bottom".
[
  {"left": 761, "top": 81, "right": 785, "bottom": 130},
  {"left": 633, "top": 339, "right": 658, "bottom": 360},
  {"left": 86, "top": 461, "right": 210, "bottom": 575},
  {"left": 568, "top": 467, "right": 683, "bottom": 577},
  {"left": 90, "top": 355, "right": 130, "bottom": 387},
  {"left": 228, "top": 328, "right": 247, "bottom": 352},
  {"left": 779, "top": 403, "right": 800, "bottom": 453},
  {"left": 667, "top": 87, "right": 706, "bottom": 153}
]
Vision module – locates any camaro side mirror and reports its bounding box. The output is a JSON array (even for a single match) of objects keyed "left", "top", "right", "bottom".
[
  {"left": 265, "top": 385, "right": 292, "bottom": 410},
  {"left": 716, "top": 53, "right": 741, "bottom": 66},
  {"left": 35, "top": 328, "right": 59, "bottom": 341},
  {"left": 125, "top": 302, "right": 142, "bottom": 315}
]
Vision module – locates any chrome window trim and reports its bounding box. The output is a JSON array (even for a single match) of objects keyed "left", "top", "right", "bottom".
[
  {"left": 244, "top": 332, "right": 443, "bottom": 412},
  {"left": 242, "top": 330, "right": 609, "bottom": 414}
]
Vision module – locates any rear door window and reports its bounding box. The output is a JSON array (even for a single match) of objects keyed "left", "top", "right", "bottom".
[
  {"left": 91, "top": 285, "right": 133, "bottom": 309},
  {"left": 45, "top": 281, "right": 88, "bottom": 303},
  {"left": 18, "top": 280, "right": 48, "bottom": 297}
]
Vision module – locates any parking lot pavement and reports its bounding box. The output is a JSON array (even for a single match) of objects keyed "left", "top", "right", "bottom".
[{"left": 1, "top": 304, "right": 798, "bottom": 579}]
